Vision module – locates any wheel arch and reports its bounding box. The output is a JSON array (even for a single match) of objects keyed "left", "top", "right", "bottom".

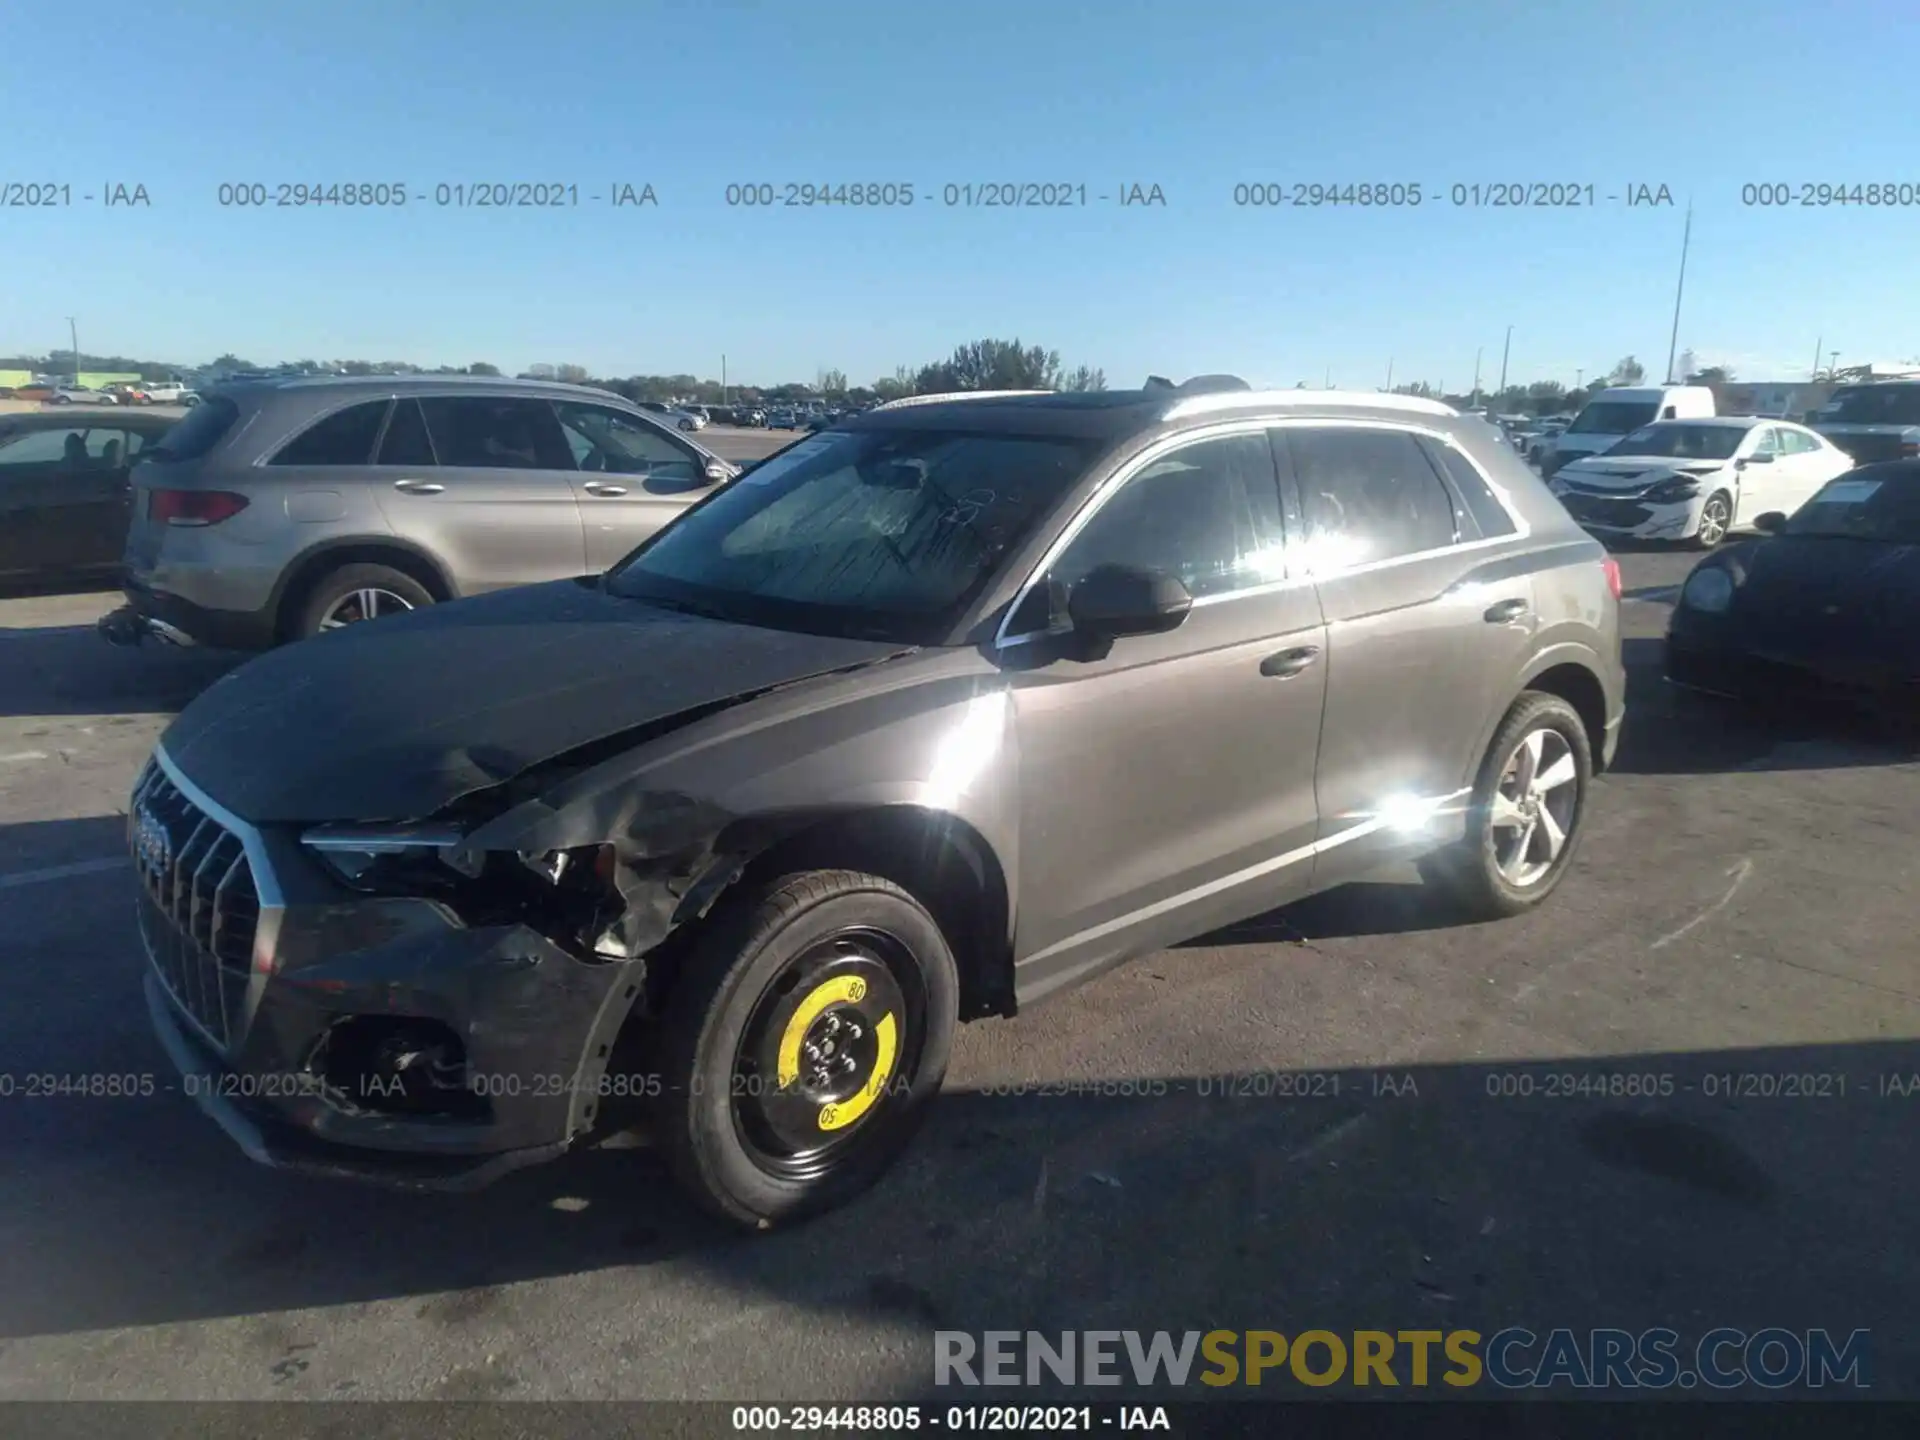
[
  {"left": 269, "top": 536, "right": 459, "bottom": 641},
  {"left": 721, "top": 805, "right": 1015, "bottom": 1024},
  {"left": 1517, "top": 655, "right": 1612, "bottom": 774}
]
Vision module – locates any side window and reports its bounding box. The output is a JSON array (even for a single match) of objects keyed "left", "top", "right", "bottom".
[
  {"left": 0, "top": 428, "right": 91, "bottom": 466},
  {"left": 1285, "top": 427, "right": 1459, "bottom": 571},
  {"left": 123, "top": 428, "right": 155, "bottom": 458},
  {"left": 1752, "top": 427, "right": 1782, "bottom": 456},
  {"left": 417, "top": 397, "right": 577, "bottom": 471},
  {"left": 1017, "top": 433, "right": 1285, "bottom": 633},
  {"left": 85, "top": 430, "right": 125, "bottom": 466},
  {"left": 1783, "top": 428, "right": 1818, "bottom": 455},
  {"left": 270, "top": 400, "right": 390, "bottom": 466},
  {"left": 375, "top": 398, "right": 437, "bottom": 466},
  {"left": 553, "top": 403, "right": 701, "bottom": 482},
  {"left": 1419, "top": 437, "right": 1518, "bottom": 539}
]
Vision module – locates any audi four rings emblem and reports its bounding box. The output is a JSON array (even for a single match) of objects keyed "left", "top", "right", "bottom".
[{"left": 134, "top": 806, "right": 171, "bottom": 872}]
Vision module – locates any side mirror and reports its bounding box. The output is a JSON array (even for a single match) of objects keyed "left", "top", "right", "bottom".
[
  {"left": 704, "top": 459, "right": 733, "bottom": 484},
  {"left": 1753, "top": 511, "right": 1787, "bottom": 534},
  {"left": 1066, "top": 564, "right": 1193, "bottom": 638}
]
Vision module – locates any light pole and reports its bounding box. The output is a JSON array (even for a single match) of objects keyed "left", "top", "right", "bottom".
[
  {"left": 1384, "top": 357, "right": 1394, "bottom": 392},
  {"left": 1664, "top": 202, "right": 1693, "bottom": 384},
  {"left": 67, "top": 317, "right": 79, "bottom": 383},
  {"left": 1828, "top": 351, "right": 1841, "bottom": 381},
  {"left": 1497, "top": 325, "right": 1512, "bottom": 398},
  {"left": 1470, "top": 347, "right": 1483, "bottom": 407},
  {"left": 1809, "top": 335, "right": 1823, "bottom": 382}
]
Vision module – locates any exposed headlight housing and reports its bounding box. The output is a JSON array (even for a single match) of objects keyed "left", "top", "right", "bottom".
[
  {"left": 1680, "top": 566, "right": 1735, "bottom": 614},
  {"left": 300, "top": 823, "right": 468, "bottom": 884},
  {"left": 1645, "top": 476, "right": 1704, "bottom": 503}
]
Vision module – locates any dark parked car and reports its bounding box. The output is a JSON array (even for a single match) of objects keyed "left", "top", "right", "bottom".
[
  {"left": 0, "top": 409, "right": 179, "bottom": 585},
  {"left": 1666, "top": 459, "right": 1920, "bottom": 714},
  {"left": 131, "top": 379, "right": 1623, "bottom": 1228},
  {"left": 1809, "top": 380, "right": 1920, "bottom": 466}
]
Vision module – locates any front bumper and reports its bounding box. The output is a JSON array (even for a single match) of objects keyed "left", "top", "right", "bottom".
[
  {"left": 1557, "top": 490, "right": 1699, "bottom": 541},
  {"left": 144, "top": 971, "right": 571, "bottom": 1190},
  {"left": 132, "top": 750, "right": 643, "bottom": 1190},
  {"left": 1664, "top": 629, "right": 1920, "bottom": 714}
]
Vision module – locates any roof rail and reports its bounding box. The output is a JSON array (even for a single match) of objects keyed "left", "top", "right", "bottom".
[
  {"left": 1161, "top": 388, "right": 1459, "bottom": 421},
  {"left": 870, "top": 389, "right": 1054, "bottom": 411}
]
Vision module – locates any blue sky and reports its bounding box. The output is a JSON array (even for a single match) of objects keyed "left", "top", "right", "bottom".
[{"left": 7, "top": 0, "right": 1917, "bottom": 389}]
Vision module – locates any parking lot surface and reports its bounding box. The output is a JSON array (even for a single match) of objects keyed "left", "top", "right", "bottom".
[{"left": 1, "top": 535, "right": 1915, "bottom": 1402}]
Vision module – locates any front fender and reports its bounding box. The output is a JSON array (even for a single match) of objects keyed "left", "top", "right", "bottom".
[{"left": 456, "top": 655, "right": 1022, "bottom": 956}]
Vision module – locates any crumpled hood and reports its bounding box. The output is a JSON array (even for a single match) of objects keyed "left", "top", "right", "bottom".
[
  {"left": 1559, "top": 454, "right": 1722, "bottom": 491},
  {"left": 160, "top": 579, "right": 911, "bottom": 824}
]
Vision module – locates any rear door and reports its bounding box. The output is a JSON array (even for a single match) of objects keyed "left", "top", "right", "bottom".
[
  {"left": 66, "top": 424, "right": 145, "bottom": 568},
  {"left": 1277, "top": 423, "right": 1537, "bottom": 886},
  {"left": 1777, "top": 426, "right": 1848, "bottom": 507},
  {"left": 390, "top": 395, "right": 587, "bottom": 592},
  {"left": 0, "top": 423, "right": 130, "bottom": 576},
  {"left": 551, "top": 400, "right": 720, "bottom": 570}
]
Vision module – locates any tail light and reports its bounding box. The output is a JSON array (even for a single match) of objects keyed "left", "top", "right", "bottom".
[
  {"left": 148, "top": 489, "right": 248, "bottom": 526},
  {"left": 1601, "top": 555, "right": 1622, "bottom": 601},
  {"left": 1900, "top": 442, "right": 1918, "bottom": 459}
]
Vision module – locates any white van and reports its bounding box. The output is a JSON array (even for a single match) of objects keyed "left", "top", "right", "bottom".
[{"left": 1543, "top": 385, "right": 1715, "bottom": 475}]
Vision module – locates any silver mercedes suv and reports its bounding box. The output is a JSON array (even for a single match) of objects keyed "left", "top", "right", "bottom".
[
  {"left": 99, "top": 375, "right": 739, "bottom": 649},
  {"left": 131, "top": 377, "right": 1624, "bottom": 1229}
]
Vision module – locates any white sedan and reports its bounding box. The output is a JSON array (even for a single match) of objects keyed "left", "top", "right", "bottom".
[{"left": 1548, "top": 417, "right": 1853, "bottom": 549}]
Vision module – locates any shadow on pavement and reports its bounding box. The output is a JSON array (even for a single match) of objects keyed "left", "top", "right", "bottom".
[
  {"left": 1, "top": 807, "right": 1913, "bottom": 1399},
  {"left": 0, "top": 623, "right": 247, "bottom": 719},
  {"left": 1609, "top": 637, "right": 1920, "bottom": 776}
]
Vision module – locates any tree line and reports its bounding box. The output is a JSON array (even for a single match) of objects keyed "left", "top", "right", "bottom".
[{"left": 3, "top": 342, "right": 1760, "bottom": 416}]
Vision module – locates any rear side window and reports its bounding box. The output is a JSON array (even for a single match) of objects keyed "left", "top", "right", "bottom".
[
  {"left": 376, "top": 398, "right": 437, "bottom": 466},
  {"left": 270, "top": 400, "right": 390, "bottom": 466},
  {"left": 144, "top": 396, "right": 240, "bottom": 463},
  {"left": 1284, "top": 427, "right": 1459, "bottom": 570},
  {"left": 1421, "top": 438, "right": 1517, "bottom": 538},
  {"left": 418, "top": 397, "right": 576, "bottom": 470}
]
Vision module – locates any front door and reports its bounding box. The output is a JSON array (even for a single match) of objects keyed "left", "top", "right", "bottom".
[
  {"left": 552, "top": 401, "right": 720, "bottom": 571},
  {"left": 1005, "top": 429, "right": 1328, "bottom": 1002},
  {"left": 1733, "top": 425, "right": 1787, "bottom": 525}
]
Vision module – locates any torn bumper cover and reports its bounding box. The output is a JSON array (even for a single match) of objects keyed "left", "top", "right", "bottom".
[{"left": 131, "top": 769, "right": 710, "bottom": 1191}]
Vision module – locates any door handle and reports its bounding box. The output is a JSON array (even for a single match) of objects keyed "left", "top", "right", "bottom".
[
  {"left": 582, "top": 481, "right": 629, "bottom": 496},
  {"left": 1483, "top": 598, "right": 1529, "bottom": 624},
  {"left": 391, "top": 479, "right": 444, "bottom": 494},
  {"left": 1259, "top": 645, "right": 1321, "bottom": 678}
]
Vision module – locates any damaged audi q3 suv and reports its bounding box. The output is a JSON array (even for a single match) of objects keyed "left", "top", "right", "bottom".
[{"left": 132, "top": 378, "right": 1624, "bottom": 1228}]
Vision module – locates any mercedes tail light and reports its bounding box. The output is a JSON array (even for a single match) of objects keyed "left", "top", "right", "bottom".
[{"left": 148, "top": 489, "right": 249, "bottom": 526}]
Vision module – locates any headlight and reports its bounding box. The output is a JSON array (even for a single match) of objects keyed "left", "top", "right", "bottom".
[
  {"left": 1680, "top": 566, "right": 1735, "bottom": 614},
  {"left": 1645, "top": 476, "right": 1703, "bottom": 503},
  {"left": 300, "top": 823, "right": 467, "bottom": 884}
]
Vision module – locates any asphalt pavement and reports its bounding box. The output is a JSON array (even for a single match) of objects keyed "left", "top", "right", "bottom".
[{"left": 0, "top": 520, "right": 1915, "bottom": 1405}]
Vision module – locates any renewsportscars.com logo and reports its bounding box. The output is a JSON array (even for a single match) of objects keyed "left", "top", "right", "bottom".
[{"left": 934, "top": 1328, "right": 1872, "bottom": 1390}]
